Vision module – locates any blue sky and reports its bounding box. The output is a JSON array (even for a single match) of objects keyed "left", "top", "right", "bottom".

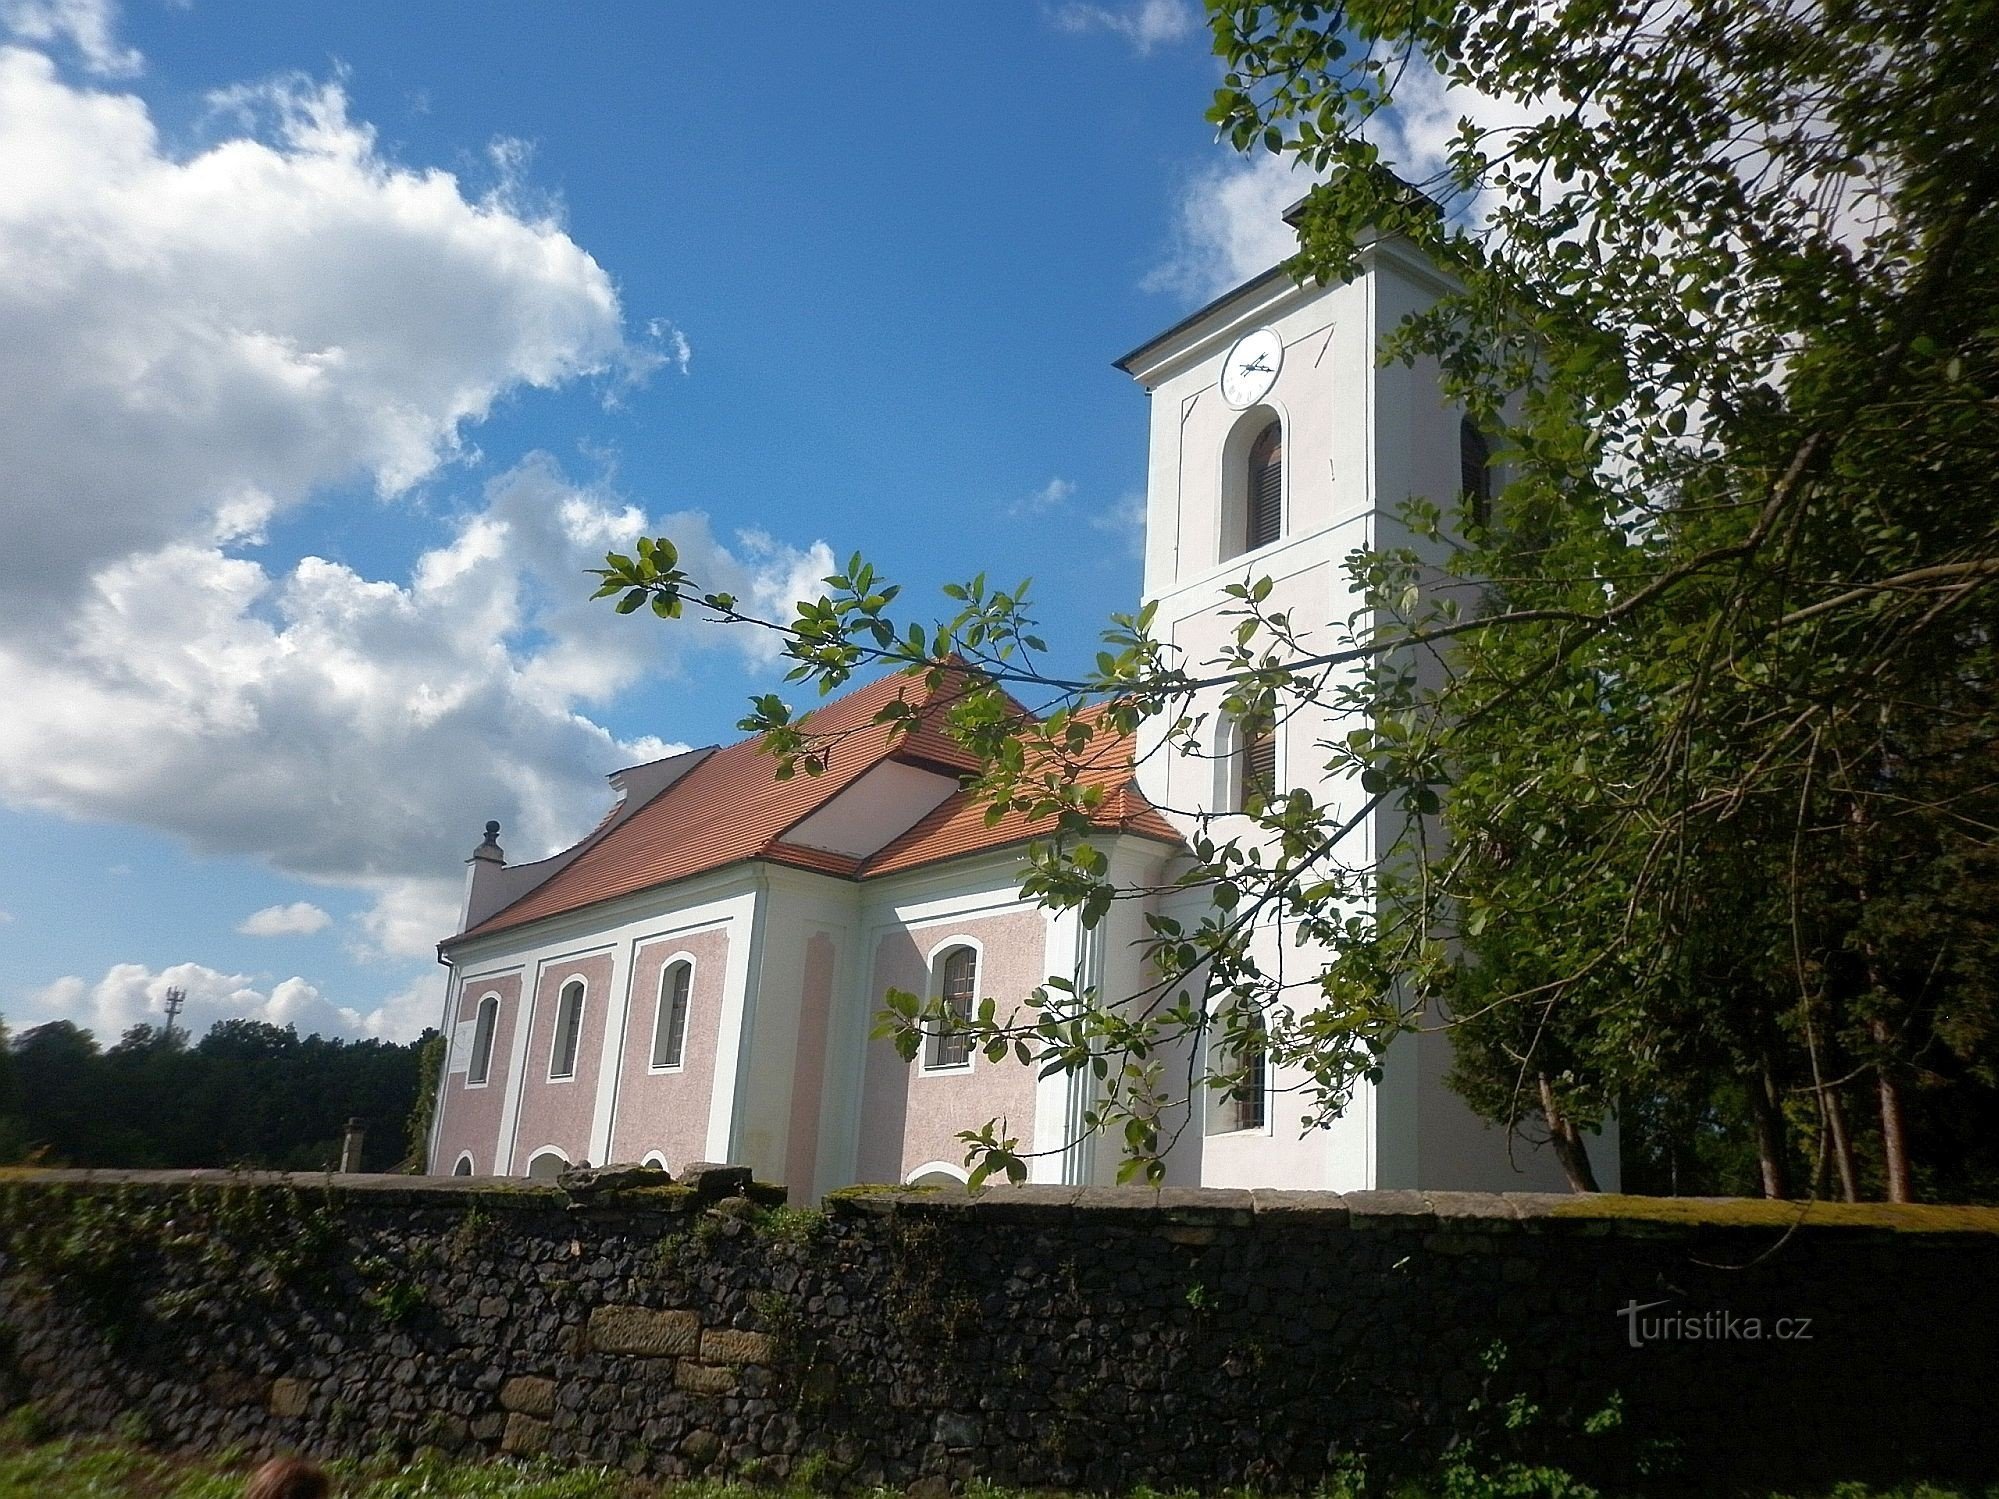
[{"left": 0, "top": 0, "right": 1331, "bottom": 1043}]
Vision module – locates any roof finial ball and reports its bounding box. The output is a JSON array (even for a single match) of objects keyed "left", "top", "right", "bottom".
[{"left": 472, "top": 820, "right": 504, "bottom": 864}]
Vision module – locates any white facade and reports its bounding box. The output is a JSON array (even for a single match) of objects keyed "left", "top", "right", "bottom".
[{"left": 426, "top": 230, "right": 1613, "bottom": 1195}]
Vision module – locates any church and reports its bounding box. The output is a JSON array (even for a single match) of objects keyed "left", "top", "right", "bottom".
[{"left": 423, "top": 215, "right": 1612, "bottom": 1197}]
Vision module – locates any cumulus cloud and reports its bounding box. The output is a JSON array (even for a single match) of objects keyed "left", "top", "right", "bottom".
[
  {"left": 237, "top": 901, "right": 333, "bottom": 937},
  {"left": 0, "top": 455, "right": 826, "bottom": 961},
  {"left": 1052, "top": 0, "right": 1198, "bottom": 53},
  {"left": 1145, "top": 152, "right": 1314, "bottom": 302},
  {"left": 1144, "top": 63, "right": 1539, "bottom": 301},
  {"left": 0, "top": 51, "right": 636, "bottom": 622},
  {"left": 0, "top": 0, "right": 138, "bottom": 76},
  {"left": 0, "top": 55, "right": 837, "bottom": 980},
  {"left": 21, "top": 959, "right": 442, "bottom": 1042},
  {"left": 1008, "top": 476, "right": 1076, "bottom": 519}
]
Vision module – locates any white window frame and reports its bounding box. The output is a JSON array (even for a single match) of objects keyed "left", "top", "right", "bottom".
[
  {"left": 466, "top": 992, "right": 501, "bottom": 1088},
  {"left": 547, "top": 975, "right": 588, "bottom": 1083},
  {"left": 451, "top": 1152, "right": 475, "bottom": 1177},
  {"left": 1205, "top": 1006, "right": 1274, "bottom": 1138},
  {"left": 918, "top": 936, "right": 983, "bottom": 1076},
  {"left": 648, "top": 953, "right": 696, "bottom": 1074},
  {"left": 904, "top": 1160, "right": 970, "bottom": 1186},
  {"left": 641, "top": 1151, "right": 670, "bottom": 1171}
]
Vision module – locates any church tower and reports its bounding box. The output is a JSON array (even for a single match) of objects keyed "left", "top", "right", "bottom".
[{"left": 1115, "top": 213, "right": 1612, "bottom": 1192}]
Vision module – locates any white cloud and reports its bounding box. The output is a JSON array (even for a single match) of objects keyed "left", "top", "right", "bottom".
[
  {"left": 647, "top": 317, "right": 692, "bottom": 374},
  {"left": 0, "top": 0, "right": 138, "bottom": 76},
  {"left": 1143, "top": 61, "right": 1539, "bottom": 301},
  {"left": 20, "top": 959, "right": 443, "bottom": 1042},
  {"left": 237, "top": 900, "right": 333, "bottom": 937},
  {"left": 1052, "top": 0, "right": 1198, "bottom": 53},
  {"left": 1090, "top": 491, "right": 1147, "bottom": 558},
  {"left": 0, "top": 51, "right": 635, "bottom": 623},
  {"left": 1008, "top": 476, "right": 1076, "bottom": 519},
  {"left": 0, "top": 57, "right": 836, "bottom": 966},
  {"left": 0, "top": 455, "right": 825, "bottom": 960},
  {"left": 1145, "top": 152, "right": 1313, "bottom": 302}
]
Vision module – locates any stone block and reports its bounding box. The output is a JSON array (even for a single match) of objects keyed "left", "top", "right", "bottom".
[
  {"left": 499, "top": 1375, "right": 556, "bottom": 1417},
  {"left": 675, "top": 1362, "right": 737, "bottom": 1396},
  {"left": 500, "top": 1412, "right": 550, "bottom": 1456},
  {"left": 207, "top": 1372, "right": 268, "bottom": 1408},
  {"left": 679, "top": 1428, "right": 722, "bottom": 1465},
  {"left": 934, "top": 1410, "right": 979, "bottom": 1449},
  {"left": 966, "top": 1183, "right": 1081, "bottom": 1223},
  {"left": 1072, "top": 1185, "right": 1161, "bottom": 1217},
  {"left": 1427, "top": 1191, "right": 1522, "bottom": 1226},
  {"left": 588, "top": 1304, "right": 699, "bottom": 1357},
  {"left": 1158, "top": 1186, "right": 1254, "bottom": 1224},
  {"left": 679, "top": 1162, "right": 752, "bottom": 1200},
  {"left": 700, "top": 1327, "right": 774, "bottom": 1365},
  {"left": 1344, "top": 1190, "right": 1436, "bottom": 1227},
  {"left": 1159, "top": 1225, "right": 1217, "bottom": 1247},
  {"left": 267, "top": 1377, "right": 310, "bottom": 1419},
  {"left": 1250, "top": 1188, "right": 1351, "bottom": 1226}
]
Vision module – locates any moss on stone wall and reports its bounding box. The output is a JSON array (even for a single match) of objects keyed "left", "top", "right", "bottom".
[{"left": 0, "top": 1171, "right": 1994, "bottom": 1492}]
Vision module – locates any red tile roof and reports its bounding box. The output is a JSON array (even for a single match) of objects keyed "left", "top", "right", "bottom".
[{"left": 447, "top": 670, "right": 1183, "bottom": 946}]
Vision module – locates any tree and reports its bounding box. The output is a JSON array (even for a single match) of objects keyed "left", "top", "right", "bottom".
[
  {"left": 595, "top": 0, "right": 1999, "bottom": 1196},
  {"left": 1, "top": 1015, "right": 435, "bottom": 1172}
]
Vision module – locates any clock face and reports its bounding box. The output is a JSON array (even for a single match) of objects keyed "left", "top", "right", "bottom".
[{"left": 1220, "top": 327, "right": 1284, "bottom": 409}]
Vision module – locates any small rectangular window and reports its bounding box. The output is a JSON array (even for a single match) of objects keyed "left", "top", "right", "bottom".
[
  {"left": 925, "top": 947, "right": 976, "bottom": 1070},
  {"left": 652, "top": 962, "right": 691, "bottom": 1070},
  {"left": 550, "top": 981, "right": 584, "bottom": 1080},
  {"left": 468, "top": 996, "right": 498, "bottom": 1086},
  {"left": 1214, "top": 1013, "right": 1268, "bottom": 1134}
]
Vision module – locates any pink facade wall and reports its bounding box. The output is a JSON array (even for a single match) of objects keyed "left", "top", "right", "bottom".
[
  {"left": 783, "top": 931, "right": 839, "bottom": 1197},
  {"left": 510, "top": 950, "right": 615, "bottom": 1172},
  {"left": 433, "top": 970, "right": 521, "bottom": 1174},
  {"left": 855, "top": 910, "right": 1045, "bottom": 1184},
  {"left": 605, "top": 926, "right": 730, "bottom": 1171}
]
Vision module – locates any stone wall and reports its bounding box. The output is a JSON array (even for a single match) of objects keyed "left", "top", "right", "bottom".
[{"left": 1, "top": 1168, "right": 1995, "bottom": 1492}]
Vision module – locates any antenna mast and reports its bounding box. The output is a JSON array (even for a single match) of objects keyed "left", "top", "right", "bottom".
[{"left": 161, "top": 985, "right": 186, "bottom": 1043}]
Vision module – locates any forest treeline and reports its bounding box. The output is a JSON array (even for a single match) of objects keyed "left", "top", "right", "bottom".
[{"left": 0, "top": 1018, "right": 443, "bottom": 1174}]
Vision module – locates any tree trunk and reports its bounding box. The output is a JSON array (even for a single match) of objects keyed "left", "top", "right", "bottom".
[
  {"left": 1537, "top": 1073, "right": 1601, "bottom": 1193},
  {"left": 1825, "top": 1086, "right": 1860, "bottom": 1203},
  {"left": 1748, "top": 1058, "right": 1792, "bottom": 1199},
  {"left": 1870, "top": 1019, "right": 1915, "bottom": 1202}
]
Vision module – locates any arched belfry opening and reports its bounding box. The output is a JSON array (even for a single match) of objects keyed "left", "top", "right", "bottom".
[{"left": 1220, "top": 408, "right": 1284, "bottom": 563}]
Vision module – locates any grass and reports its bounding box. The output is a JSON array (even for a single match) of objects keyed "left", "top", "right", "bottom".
[{"left": 0, "top": 1419, "right": 1991, "bottom": 1499}]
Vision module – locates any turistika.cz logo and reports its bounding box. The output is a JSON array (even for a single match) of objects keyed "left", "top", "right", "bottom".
[{"left": 1617, "top": 1299, "right": 1815, "bottom": 1348}]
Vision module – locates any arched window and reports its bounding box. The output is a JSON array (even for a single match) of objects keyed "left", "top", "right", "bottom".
[
  {"left": 651, "top": 959, "right": 693, "bottom": 1071},
  {"left": 452, "top": 1153, "right": 474, "bottom": 1177},
  {"left": 1460, "top": 416, "right": 1492, "bottom": 527},
  {"left": 549, "top": 979, "right": 585, "bottom": 1080},
  {"left": 1222, "top": 718, "right": 1278, "bottom": 813},
  {"left": 467, "top": 993, "right": 500, "bottom": 1086},
  {"left": 526, "top": 1147, "right": 568, "bottom": 1180},
  {"left": 1246, "top": 420, "right": 1283, "bottom": 551},
  {"left": 924, "top": 945, "right": 977, "bottom": 1072},
  {"left": 641, "top": 1152, "right": 670, "bottom": 1172},
  {"left": 905, "top": 1161, "right": 971, "bottom": 1188}
]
